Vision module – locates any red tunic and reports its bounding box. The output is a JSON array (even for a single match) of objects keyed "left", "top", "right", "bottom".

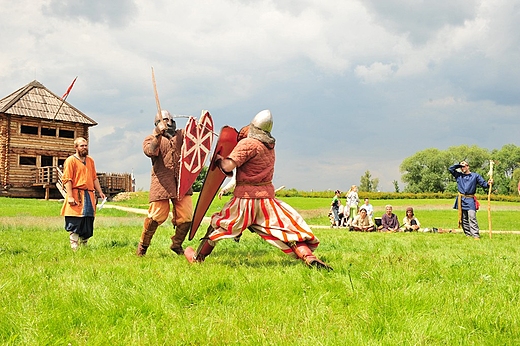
[
  {"left": 143, "top": 129, "right": 191, "bottom": 202},
  {"left": 229, "top": 137, "right": 275, "bottom": 198}
]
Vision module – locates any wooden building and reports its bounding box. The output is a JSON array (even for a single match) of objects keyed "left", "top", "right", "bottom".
[{"left": 0, "top": 80, "right": 132, "bottom": 199}]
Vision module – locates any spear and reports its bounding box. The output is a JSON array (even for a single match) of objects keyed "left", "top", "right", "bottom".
[
  {"left": 487, "top": 160, "right": 494, "bottom": 239},
  {"left": 52, "top": 76, "right": 77, "bottom": 121}
]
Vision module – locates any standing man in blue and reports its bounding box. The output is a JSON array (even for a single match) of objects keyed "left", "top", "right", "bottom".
[{"left": 448, "top": 160, "right": 493, "bottom": 239}]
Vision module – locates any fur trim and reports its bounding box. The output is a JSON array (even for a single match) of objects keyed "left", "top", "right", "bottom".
[{"left": 248, "top": 124, "right": 276, "bottom": 148}]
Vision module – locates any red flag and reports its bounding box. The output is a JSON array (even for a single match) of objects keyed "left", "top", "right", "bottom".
[{"left": 62, "top": 76, "right": 77, "bottom": 99}]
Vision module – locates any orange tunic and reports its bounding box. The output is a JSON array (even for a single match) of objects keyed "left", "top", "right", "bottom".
[{"left": 60, "top": 155, "right": 98, "bottom": 217}]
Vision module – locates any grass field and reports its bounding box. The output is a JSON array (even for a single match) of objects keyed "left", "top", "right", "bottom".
[{"left": 1, "top": 196, "right": 520, "bottom": 345}]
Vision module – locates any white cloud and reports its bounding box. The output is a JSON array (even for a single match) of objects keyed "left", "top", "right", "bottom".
[{"left": 1, "top": 0, "right": 519, "bottom": 192}]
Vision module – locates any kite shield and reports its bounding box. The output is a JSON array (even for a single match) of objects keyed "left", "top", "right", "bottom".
[
  {"left": 178, "top": 111, "right": 214, "bottom": 199},
  {"left": 189, "top": 125, "right": 238, "bottom": 240}
]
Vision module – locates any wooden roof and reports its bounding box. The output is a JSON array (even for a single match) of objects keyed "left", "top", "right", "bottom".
[{"left": 0, "top": 80, "right": 97, "bottom": 126}]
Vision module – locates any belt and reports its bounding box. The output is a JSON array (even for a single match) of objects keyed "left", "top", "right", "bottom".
[{"left": 236, "top": 181, "right": 272, "bottom": 186}]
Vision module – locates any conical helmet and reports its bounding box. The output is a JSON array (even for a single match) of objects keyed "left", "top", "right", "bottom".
[
  {"left": 251, "top": 110, "right": 273, "bottom": 132},
  {"left": 154, "top": 109, "right": 174, "bottom": 126}
]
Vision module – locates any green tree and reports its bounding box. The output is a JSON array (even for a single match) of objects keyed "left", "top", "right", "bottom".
[
  {"left": 359, "top": 170, "right": 379, "bottom": 192},
  {"left": 400, "top": 148, "right": 450, "bottom": 193},
  {"left": 191, "top": 166, "right": 208, "bottom": 192},
  {"left": 400, "top": 145, "right": 493, "bottom": 193},
  {"left": 511, "top": 168, "right": 520, "bottom": 195},
  {"left": 393, "top": 180, "right": 400, "bottom": 193},
  {"left": 491, "top": 144, "right": 520, "bottom": 194}
]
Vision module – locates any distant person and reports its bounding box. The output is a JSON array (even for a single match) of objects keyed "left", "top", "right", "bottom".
[
  {"left": 380, "top": 205, "right": 400, "bottom": 232},
  {"left": 338, "top": 203, "right": 347, "bottom": 227},
  {"left": 449, "top": 160, "right": 492, "bottom": 240},
  {"left": 350, "top": 207, "right": 375, "bottom": 232},
  {"left": 330, "top": 190, "right": 341, "bottom": 228},
  {"left": 345, "top": 185, "right": 359, "bottom": 226},
  {"left": 362, "top": 198, "right": 374, "bottom": 219},
  {"left": 61, "top": 137, "right": 106, "bottom": 250},
  {"left": 518, "top": 180, "right": 520, "bottom": 196},
  {"left": 137, "top": 110, "right": 193, "bottom": 256},
  {"left": 402, "top": 207, "right": 421, "bottom": 232}
]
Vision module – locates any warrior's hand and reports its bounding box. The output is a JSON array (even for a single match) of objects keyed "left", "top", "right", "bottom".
[
  {"left": 215, "top": 156, "right": 234, "bottom": 177},
  {"left": 154, "top": 121, "right": 167, "bottom": 137},
  {"left": 67, "top": 196, "right": 77, "bottom": 206}
]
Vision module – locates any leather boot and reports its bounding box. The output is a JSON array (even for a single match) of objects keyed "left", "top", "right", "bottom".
[
  {"left": 289, "top": 241, "right": 333, "bottom": 271},
  {"left": 170, "top": 222, "right": 191, "bottom": 255},
  {"left": 184, "top": 239, "right": 215, "bottom": 263},
  {"left": 137, "top": 218, "right": 159, "bottom": 256},
  {"left": 184, "top": 225, "right": 215, "bottom": 263}
]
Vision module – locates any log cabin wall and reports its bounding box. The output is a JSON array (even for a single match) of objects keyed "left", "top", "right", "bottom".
[
  {"left": 0, "top": 114, "right": 10, "bottom": 189},
  {"left": 1, "top": 113, "right": 90, "bottom": 197},
  {"left": 0, "top": 80, "right": 132, "bottom": 199}
]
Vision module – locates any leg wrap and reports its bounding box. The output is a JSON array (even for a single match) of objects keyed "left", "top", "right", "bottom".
[
  {"left": 170, "top": 222, "right": 191, "bottom": 255},
  {"left": 69, "top": 232, "right": 79, "bottom": 251},
  {"left": 289, "top": 241, "right": 333, "bottom": 271},
  {"left": 137, "top": 217, "right": 159, "bottom": 256},
  {"left": 184, "top": 226, "right": 216, "bottom": 263}
]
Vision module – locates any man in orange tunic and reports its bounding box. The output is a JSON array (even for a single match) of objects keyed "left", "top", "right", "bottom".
[
  {"left": 61, "top": 137, "right": 105, "bottom": 250},
  {"left": 185, "top": 110, "right": 332, "bottom": 270}
]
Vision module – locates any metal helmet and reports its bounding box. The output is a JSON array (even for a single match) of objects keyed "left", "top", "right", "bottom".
[
  {"left": 250, "top": 109, "right": 273, "bottom": 132},
  {"left": 154, "top": 109, "right": 173, "bottom": 126}
]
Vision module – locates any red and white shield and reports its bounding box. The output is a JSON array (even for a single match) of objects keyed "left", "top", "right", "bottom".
[{"left": 178, "top": 111, "right": 214, "bottom": 198}]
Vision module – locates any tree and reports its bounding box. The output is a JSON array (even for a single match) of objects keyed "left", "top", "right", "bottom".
[
  {"left": 511, "top": 168, "right": 520, "bottom": 195},
  {"left": 392, "top": 180, "right": 400, "bottom": 193},
  {"left": 400, "top": 144, "right": 520, "bottom": 194},
  {"left": 491, "top": 144, "right": 520, "bottom": 194},
  {"left": 400, "top": 148, "right": 450, "bottom": 193},
  {"left": 191, "top": 166, "right": 208, "bottom": 192},
  {"left": 359, "top": 170, "right": 379, "bottom": 192}
]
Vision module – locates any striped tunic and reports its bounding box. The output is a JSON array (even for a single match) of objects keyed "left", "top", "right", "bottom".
[{"left": 208, "top": 137, "right": 319, "bottom": 257}]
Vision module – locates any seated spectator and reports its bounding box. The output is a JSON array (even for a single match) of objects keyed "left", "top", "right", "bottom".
[
  {"left": 379, "top": 205, "right": 400, "bottom": 232},
  {"left": 350, "top": 207, "right": 375, "bottom": 232},
  {"left": 362, "top": 198, "right": 374, "bottom": 219},
  {"left": 402, "top": 207, "right": 421, "bottom": 232}
]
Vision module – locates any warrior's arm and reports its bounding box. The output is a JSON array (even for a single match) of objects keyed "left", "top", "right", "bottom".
[
  {"left": 448, "top": 164, "right": 462, "bottom": 177},
  {"left": 143, "top": 134, "right": 161, "bottom": 157},
  {"left": 215, "top": 156, "right": 236, "bottom": 177},
  {"left": 476, "top": 173, "right": 491, "bottom": 189}
]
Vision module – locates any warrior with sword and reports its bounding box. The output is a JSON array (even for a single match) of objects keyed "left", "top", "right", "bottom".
[
  {"left": 184, "top": 110, "right": 332, "bottom": 270},
  {"left": 137, "top": 68, "right": 213, "bottom": 256},
  {"left": 136, "top": 109, "right": 194, "bottom": 256}
]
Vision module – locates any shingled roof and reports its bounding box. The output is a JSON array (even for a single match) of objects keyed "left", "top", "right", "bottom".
[{"left": 0, "top": 80, "right": 97, "bottom": 126}]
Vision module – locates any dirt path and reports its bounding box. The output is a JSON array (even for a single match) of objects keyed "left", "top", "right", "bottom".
[{"left": 103, "top": 204, "right": 520, "bottom": 233}]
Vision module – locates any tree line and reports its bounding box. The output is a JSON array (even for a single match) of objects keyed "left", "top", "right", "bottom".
[
  {"left": 396, "top": 144, "right": 520, "bottom": 195},
  {"left": 194, "top": 144, "right": 520, "bottom": 196}
]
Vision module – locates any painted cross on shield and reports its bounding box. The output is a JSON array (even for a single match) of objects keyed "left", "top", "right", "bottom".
[{"left": 177, "top": 110, "right": 214, "bottom": 199}]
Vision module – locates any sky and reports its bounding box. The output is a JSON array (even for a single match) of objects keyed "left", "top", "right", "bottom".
[{"left": 1, "top": 0, "right": 519, "bottom": 192}]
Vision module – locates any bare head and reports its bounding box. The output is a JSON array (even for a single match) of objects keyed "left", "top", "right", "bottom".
[{"left": 74, "top": 137, "right": 88, "bottom": 158}]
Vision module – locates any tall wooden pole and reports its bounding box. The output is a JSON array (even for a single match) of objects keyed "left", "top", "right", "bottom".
[{"left": 487, "top": 160, "right": 494, "bottom": 239}]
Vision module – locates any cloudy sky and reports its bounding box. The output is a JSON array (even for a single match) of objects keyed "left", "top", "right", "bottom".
[{"left": 1, "top": 0, "right": 519, "bottom": 192}]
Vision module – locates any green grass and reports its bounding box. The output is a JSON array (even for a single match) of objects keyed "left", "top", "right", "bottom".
[{"left": 1, "top": 196, "right": 520, "bottom": 345}]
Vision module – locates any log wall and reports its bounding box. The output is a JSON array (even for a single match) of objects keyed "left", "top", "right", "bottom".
[{"left": 0, "top": 114, "right": 89, "bottom": 197}]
